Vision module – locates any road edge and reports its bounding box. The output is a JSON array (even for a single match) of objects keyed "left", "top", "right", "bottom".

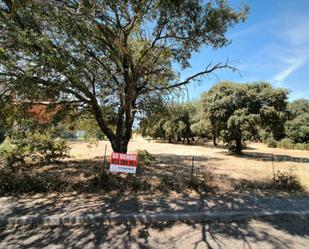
[{"left": 1, "top": 209, "right": 309, "bottom": 225}]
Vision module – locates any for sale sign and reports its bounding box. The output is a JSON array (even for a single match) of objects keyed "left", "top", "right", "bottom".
[{"left": 109, "top": 152, "right": 138, "bottom": 174}]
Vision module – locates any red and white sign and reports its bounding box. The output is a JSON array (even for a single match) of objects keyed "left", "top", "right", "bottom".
[{"left": 109, "top": 152, "right": 138, "bottom": 174}]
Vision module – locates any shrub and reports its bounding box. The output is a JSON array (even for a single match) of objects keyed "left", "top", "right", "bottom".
[
  {"left": 266, "top": 138, "right": 277, "bottom": 148},
  {"left": 0, "top": 131, "right": 69, "bottom": 168},
  {"left": 159, "top": 175, "right": 183, "bottom": 192},
  {"left": 0, "top": 139, "right": 26, "bottom": 169},
  {"left": 27, "top": 133, "right": 70, "bottom": 163},
  {"left": 277, "top": 138, "right": 294, "bottom": 149},
  {"left": 259, "top": 129, "right": 273, "bottom": 143},
  {"left": 0, "top": 169, "right": 69, "bottom": 195},
  {"left": 91, "top": 171, "right": 120, "bottom": 191},
  {"left": 91, "top": 171, "right": 150, "bottom": 192},
  {"left": 265, "top": 136, "right": 309, "bottom": 151},
  {"left": 273, "top": 169, "right": 304, "bottom": 191},
  {"left": 137, "top": 149, "right": 155, "bottom": 165},
  {"left": 293, "top": 143, "right": 309, "bottom": 150}
]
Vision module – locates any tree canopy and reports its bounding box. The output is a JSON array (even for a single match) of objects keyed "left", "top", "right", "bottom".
[
  {"left": 285, "top": 99, "right": 309, "bottom": 143},
  {"left": 0, "top": 0, "right": 248, "bottom": 152},
  {"left": 139, "top": 102, "right": 196, "bottom": 143},
  {"left": 198, "top": 81, "right": 288, "bottom": 152}
]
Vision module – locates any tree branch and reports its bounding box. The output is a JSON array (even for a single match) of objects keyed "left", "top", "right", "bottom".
[{"left": 143, "top": 61, "right": 237, "bottom": 92}]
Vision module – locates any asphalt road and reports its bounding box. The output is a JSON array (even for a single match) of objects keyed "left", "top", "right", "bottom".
[{"left": 0, "top": 216, "right": 308, "bottom": 249}]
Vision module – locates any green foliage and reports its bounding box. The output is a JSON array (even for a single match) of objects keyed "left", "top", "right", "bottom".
[
  {"left": 137, "top": 150, "right": 155, "bottom": 165},
  {"left": 287, "top": 99, "right": 309, "bottom": 119},
  {"left": 0, "top": 0, "right": 248, "bottom": 152},
  {"left": 75, "top": 113, "right": 106, "bottom": 140},
  {"left": 258, "top": 129, "right": 273, "bottom": 143},
  {"left": 0, "top": 138, "right": 26, "bottom": 168},
  {"left": 285, "top": 113, "right": 309, "bottom": 144},
  {"left": 277, "top": 138, "right": 295, "bottom": 149},
  {"left": 26, "top": 133, "right": 70, "bottom": 163},
  {"left": 140, "top": 102, "right": 196, "bottom": 143},
  {"left": 275, "top": 138, "right": 309, "bottom": 151},
  {"left": 199, "top": 81, "right": 288, "bottom": 152},
  {"left": 284, "top": 99, "right": 309, "bottom": 144},
  {"left": 0, "top": 131, "right": 69, "bottom": 169},
  {"left": 266, "top": 138, "right": 277, "bottom": 148}
]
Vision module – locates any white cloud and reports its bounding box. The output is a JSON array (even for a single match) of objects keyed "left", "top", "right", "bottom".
[
  {"left": 270, "top": 49, "right": 308, "bottom": 85},
  {"left": 269, "top": 17, "right": 309, "bottom": 85},
  {"left": 234, "top": 15, "right": 309, "bottom": 88}
]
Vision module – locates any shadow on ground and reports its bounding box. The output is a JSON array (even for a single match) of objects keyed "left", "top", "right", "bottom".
[
  {"left": 0, "top": 216, "right": 309, "bottom": 248},
  {"left": 222, "top": 151, "right": 309, "bottom": 163},
  {"left": 1, "top": 150, "right": 309, "bottom": 248}
]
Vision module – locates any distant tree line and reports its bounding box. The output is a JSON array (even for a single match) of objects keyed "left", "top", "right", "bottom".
[{"left": 139, "top": 81, "right": 309, "bottom": 153}]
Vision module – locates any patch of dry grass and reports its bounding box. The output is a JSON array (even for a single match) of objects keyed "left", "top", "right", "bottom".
[
  {"left": 1, "top": 139, "right": 308, "bottom": 195},
  {"left": 69, "top": 139, "right": 309, "bottom": 192}
]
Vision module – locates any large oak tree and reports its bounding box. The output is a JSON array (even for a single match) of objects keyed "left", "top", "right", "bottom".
[{"left": 0, "top": 0, "right": 248, "bottom": 152}]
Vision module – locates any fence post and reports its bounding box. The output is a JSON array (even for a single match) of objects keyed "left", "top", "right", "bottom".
[
  {"left": 190, "top": 156, "right": 195, "bottom": 187},
  {"left": 272, "top": 153, "right": 275, "bottom": 187},
  {"left": 103, "top": 144, "right": 107, "bottom": 172}
]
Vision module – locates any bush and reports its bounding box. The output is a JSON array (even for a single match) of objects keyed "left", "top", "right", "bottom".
[
  {"left": 91, "top": 171, "right": 150, "bottom": 192},
  {"left": 293, "top": 143, "right": 309, "bottom": 150},
  {"left": 273, "top": 169, "right": 304, "bottom": 191},
  {"left": 0, "top": 139, "right": 26, "bottom": 168},
  {"left": 0, "top": 131, "right": 69, "bottom": 168},
  {"left": 265, "top": 137, "right": 309, "bottom": 151},
  {"left": 27, "top": 133, "right": 70, "bottom": 163},
  {"left": 158, "top": 175, "right": 183, "bottom": 192},
  {"left": 259, "top": 129, "right": 273, "bottom": 143},
  {"left": 277, "top": 138, "right": 294, "bottom": 149},
  {"left": 0, "top": 169, "right": 70, "bottom": 195},
  {"left": 137, "top": 149, "right": 155, "bottom": 165},
  {"left": 266, "top": 138, "right": 277, "bottom": 148}
]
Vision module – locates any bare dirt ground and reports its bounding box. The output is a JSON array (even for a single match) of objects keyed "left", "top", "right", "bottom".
[
  {"left": 1, "top": 217, "right": 309, "bottom": 249},
  {"left": 70, "top": 139, "right": 309, "bottom": 191}
]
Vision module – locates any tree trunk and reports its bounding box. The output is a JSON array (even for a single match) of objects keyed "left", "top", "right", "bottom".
[
  {"left": 111, "top": 137, "right": 129, "bottom": 153},
  {"left": 213, "top": 136, "right": 217, "bottom": 146},
  {"left": 235, "top": 136, "right": 242, "bottom": 153}
]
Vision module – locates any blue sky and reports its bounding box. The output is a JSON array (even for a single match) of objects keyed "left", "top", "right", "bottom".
[{"left": 180, "top": 0, "right": 309, "bottom": 101}]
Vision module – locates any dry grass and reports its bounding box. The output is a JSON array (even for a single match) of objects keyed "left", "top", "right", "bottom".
[
  {"left": 2, "top": 139, "right": 307, "bottom": 194},
  {"left": 70, "top": 139, "right": 309, "bottom": 192}
]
